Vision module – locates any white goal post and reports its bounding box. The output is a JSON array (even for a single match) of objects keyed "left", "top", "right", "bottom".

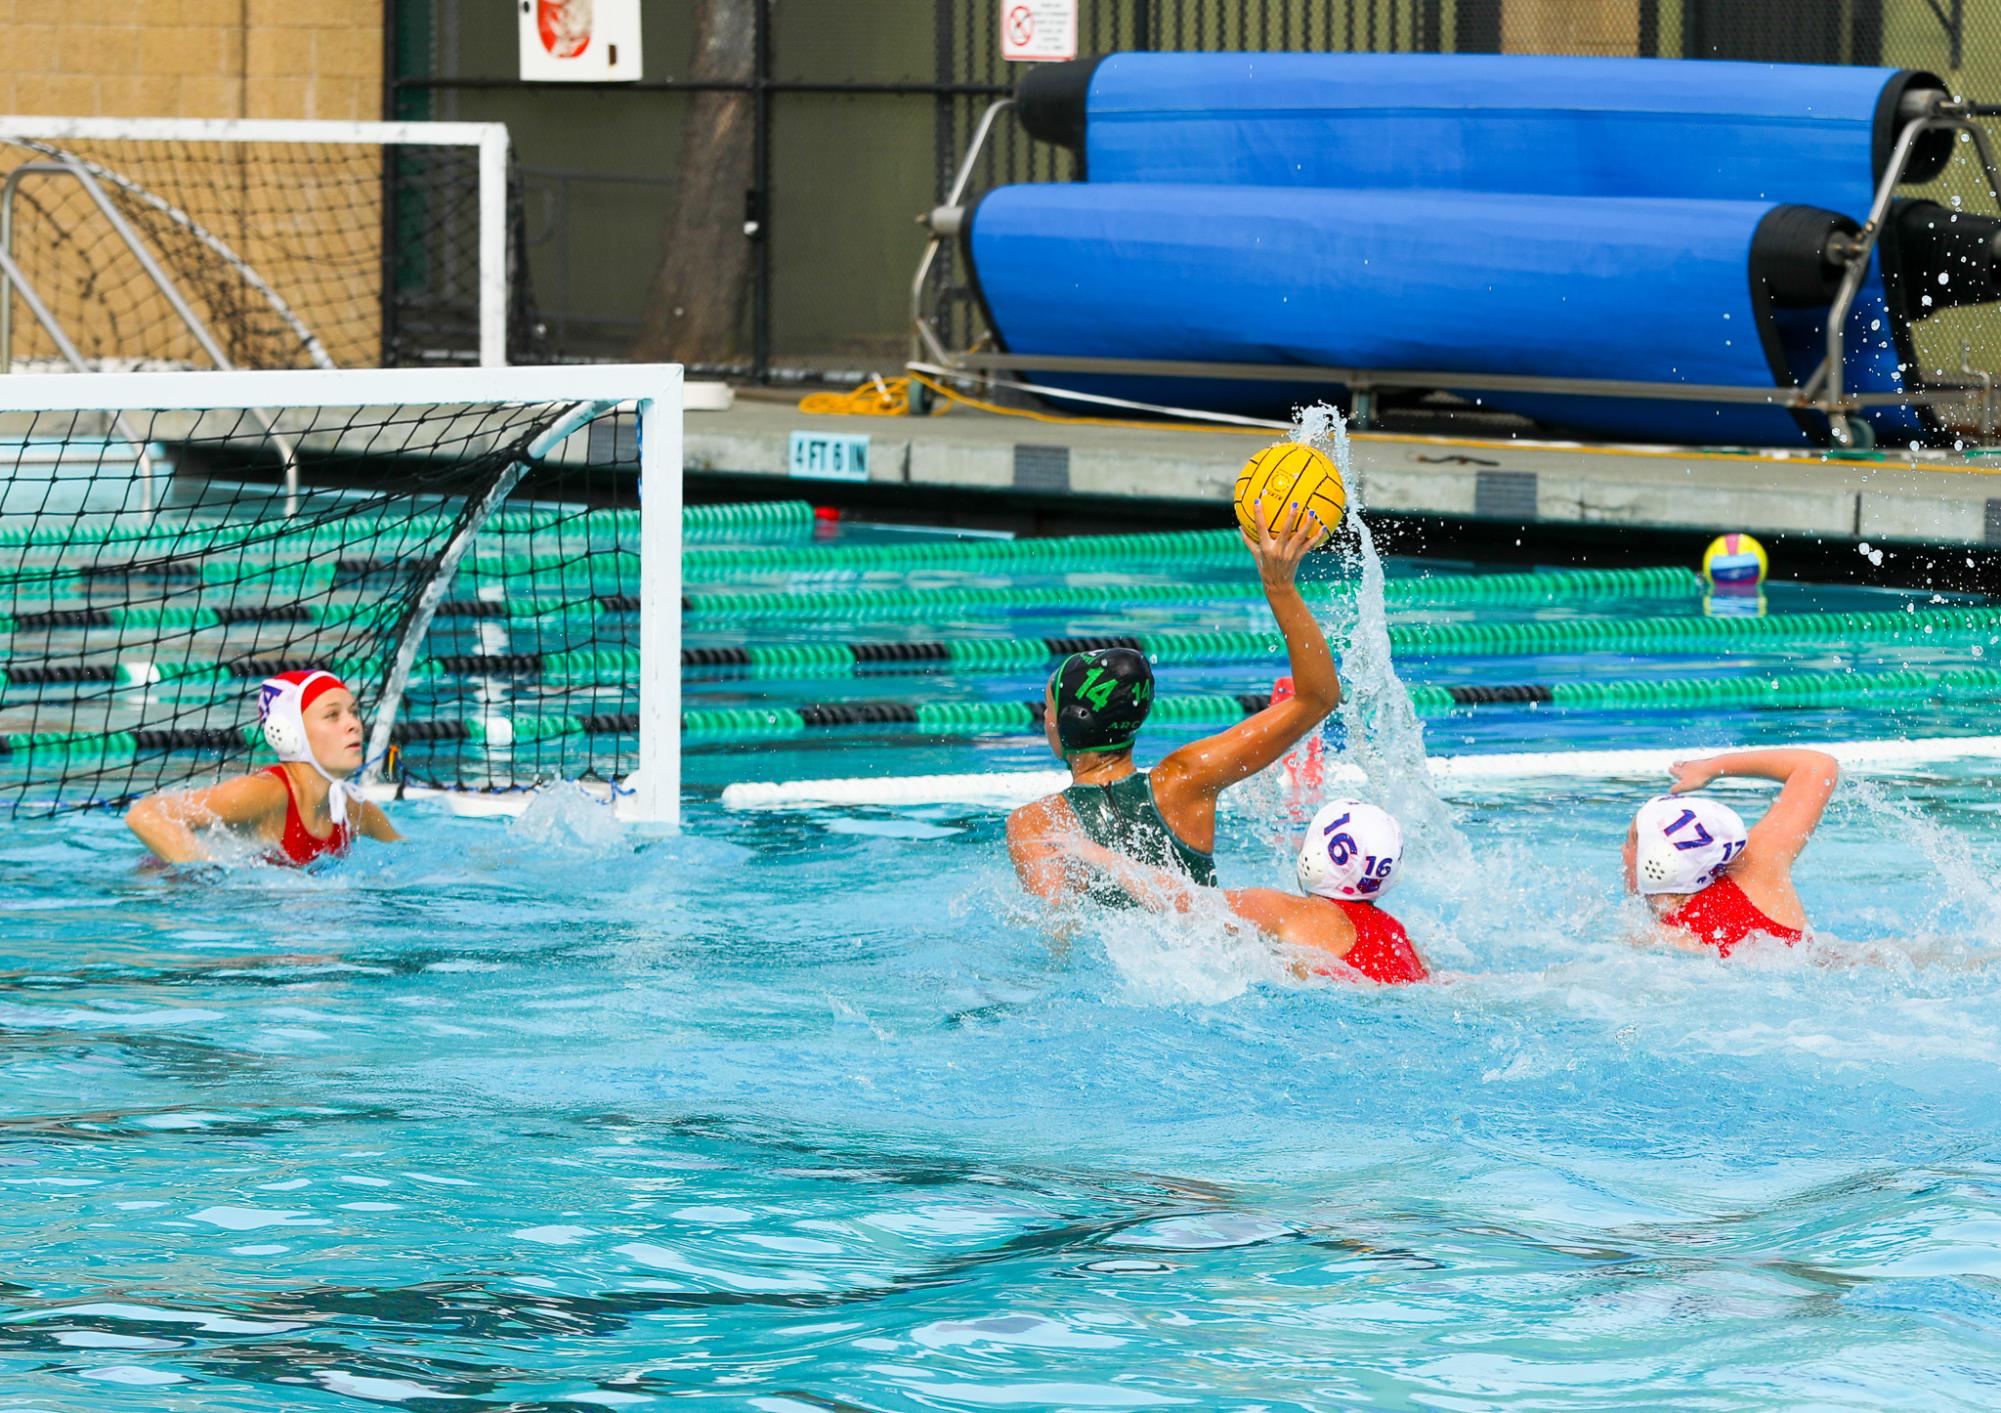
[
  {"left": 0, "top": 116, "right": 511, "bottom": 369},
  {"left": 0, "top": 363, "right": 682, "bottom": 825}
]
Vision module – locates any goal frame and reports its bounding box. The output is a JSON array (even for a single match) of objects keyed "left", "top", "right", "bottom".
[
  {"left": 0, "top": 116, "right": 511, "bottom": 368},
  {"left": 0, "top": 363, "right": 683, "bottom": 826}
]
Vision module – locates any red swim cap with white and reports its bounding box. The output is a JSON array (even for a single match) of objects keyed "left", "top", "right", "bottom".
[{"left": 257, "top": 670, "right": 356, "bottom": 823}]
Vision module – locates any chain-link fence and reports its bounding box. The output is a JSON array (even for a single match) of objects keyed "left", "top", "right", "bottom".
[{"left": 391, "top": 0, "right": 1999, "bottom": 398}]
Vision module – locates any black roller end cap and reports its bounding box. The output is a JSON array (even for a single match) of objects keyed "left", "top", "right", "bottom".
[{"left": 1016, "top": 57, "right": 1105, "bottom": 152}]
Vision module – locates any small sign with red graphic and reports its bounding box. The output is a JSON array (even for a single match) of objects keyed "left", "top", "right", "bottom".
[
  {"left": 519, "top": 0, "right": 643, "bottom": 82},
  {"left": 1001, "top": 0, "right": 1077, "bottom": 63}
]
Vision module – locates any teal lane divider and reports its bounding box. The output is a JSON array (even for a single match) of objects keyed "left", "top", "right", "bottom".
[
  {"left": 10, "top": 604, "right": 1994, "bottom": 702},
  {"left": 682, "top": 565, "right": 1703, "bottom": 620},
  {"left": 13, "top": 662, "right": 1999, "bottom": 759}
]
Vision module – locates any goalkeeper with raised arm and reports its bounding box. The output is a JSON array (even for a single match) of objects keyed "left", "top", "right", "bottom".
[{"left": 126, "top": 671, "right": 401, "bottom": 868}]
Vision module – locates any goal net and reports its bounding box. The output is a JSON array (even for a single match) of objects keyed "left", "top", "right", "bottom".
[
  {"left": 0, "top": 365, "right": 682, "bottom": 825},
  {"left": 0, "top": 118, "right": 517, "bottom": 373}
]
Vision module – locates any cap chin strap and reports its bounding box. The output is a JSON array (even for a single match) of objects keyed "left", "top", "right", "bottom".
[
  {"left": 273, "top": 752, "right": 354, "bottom": 828},
  {"left": 301, "top": 755, "right": 355, "bottom": 828}
]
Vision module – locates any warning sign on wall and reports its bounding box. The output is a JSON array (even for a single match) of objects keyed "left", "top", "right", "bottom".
[
  {"left": 519, "top": 0, "right": 644, "bottom": 82},
  {"left": 1000, "top": 0, "right": 1078, "bottom": 63}
]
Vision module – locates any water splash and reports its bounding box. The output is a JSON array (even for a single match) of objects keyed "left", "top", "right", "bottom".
[
  {"left": 1292, "top": 404, "right": 1471, "bottom": 890},
  {"left": 508, "top": 780, "right": 627, "bottom": 853},
  {"left": 1839, "top": 774, "right": 2001, "bottom": 946},
  {"left": 1095, "top": 888, "right": 1295, "bottom": 1007}
]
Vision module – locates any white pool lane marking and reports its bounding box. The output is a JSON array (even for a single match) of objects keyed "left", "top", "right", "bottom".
[{"left": 717, "top": 734, "right": 2001, "bottom": 811}]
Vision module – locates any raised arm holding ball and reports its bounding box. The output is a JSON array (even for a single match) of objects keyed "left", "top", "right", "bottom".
[{"left": 1008, "top": 443, "right": 1344, "bottom": 907}]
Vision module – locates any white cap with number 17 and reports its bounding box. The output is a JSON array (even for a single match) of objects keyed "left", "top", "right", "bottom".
[{"left": 1633, "top": 794, "right": 1747, "bottom": 896}]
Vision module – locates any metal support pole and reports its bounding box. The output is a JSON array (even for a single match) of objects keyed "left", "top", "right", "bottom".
[
  {"left": 910, "top": 99, "right": 1011, "bottom": 370},
  {"left": 381, "top": 0, "right": 402, "bottom": 365},
  {"left": 1807, "top": 106, "right": 1996, "bottom": 446},
  {"left": 750, "top": 0, "right": 773, "bottom": 383},
  {"left": 631, "top": 383, "right": 683, "bottom": 827},
  {"left": 0, "top": 161, "right": 30, "bottom": 374},
  {"left": 15, "top": 152, "right": 308, "bottom": 508},
  {"left": 0, "top": 247, "right": 91, "bottom": 374},
  {"left": 57, "top": 155, "right": 237, "bottom": 371},
  {"left": 0, "top": 242, "right": 159, "bottom": 510},
  {"left": 1965, "top": 341, "right": 1997, "bottom": 440},
  {"left": 477, "top": 126, "right": 509, "bottom": 366}
]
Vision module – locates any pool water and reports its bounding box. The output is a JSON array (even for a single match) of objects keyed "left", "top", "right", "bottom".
[
  {"left": 9, "top": 456, "right": 2001, "bottom": 1407},
  {"left": 6, "top": 754, "right": 2001, "bottom": 1409}
]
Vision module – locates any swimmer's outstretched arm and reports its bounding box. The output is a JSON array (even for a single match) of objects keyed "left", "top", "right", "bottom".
[
  {"left": 1008, "top": 797, "right": 1088, "bottom": 904},
  {"left": 1670, "top": 748, "right": 1839, "bottom": 866},
  {"left": 1061, "top": 838, "right": 1359, "bottom": 959},
  {"left": 1221, "top": 888, "right": 1360, "bottom": 963},
  {"left": 125, "top": 774, "right": 287, "bottom": 864},
  {"left": 127, "top": 782, "right": 400, "bottom": 861},
  {"left": 1060, "top": 836, "right": 1202, "bottom": 913},
  {"left": 1156, "top": 502, "right": 1339, "bottom": 801}
]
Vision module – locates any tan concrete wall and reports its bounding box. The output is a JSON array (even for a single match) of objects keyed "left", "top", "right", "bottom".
[
  {"left": 1503, "top": 0, "right": 1639, "bottom": 57},
  {"left": 0, "top": 1, "right": 386, "bottom": 369},
  {"left": 0, "top": 0, "right": 381, "bottom": 122}
]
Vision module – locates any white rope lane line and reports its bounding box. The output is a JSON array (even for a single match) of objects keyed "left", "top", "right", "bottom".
[{"left": 716, "top": 734, "right": 2001, "bottom": 812}]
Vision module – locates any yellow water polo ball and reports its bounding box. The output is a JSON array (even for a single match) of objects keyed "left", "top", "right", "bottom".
[
  {"left": 1234, "top": 442, "right": 1346, "bottom": 544},
  {"left": 1701, "top": 532, "right": 1769, "bottom": 589}
]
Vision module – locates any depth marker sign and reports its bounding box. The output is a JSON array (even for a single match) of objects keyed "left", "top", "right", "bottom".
[{"left": 1001, "top": 0, "right": 1077, "bottom": 63}]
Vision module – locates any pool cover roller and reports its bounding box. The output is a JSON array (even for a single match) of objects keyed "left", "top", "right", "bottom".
[
  {"left": 968, "top": 53, "right": 1994, "bottom": 445},
  {"left": 1016, "top": 54, "right": 1949, "bottom": 208},
  {"left": 967, "top": 183, "right": 1860, "bottom": 446}
]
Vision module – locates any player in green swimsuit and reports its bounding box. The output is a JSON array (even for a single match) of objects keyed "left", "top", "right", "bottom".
[{"left": 1007, "top": 501, "right": 1339, "bottom": 907}]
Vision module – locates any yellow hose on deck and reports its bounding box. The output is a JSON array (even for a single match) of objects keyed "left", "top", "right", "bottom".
[{"left": 798, "top": 376, "right": 914, "bottom": 416}]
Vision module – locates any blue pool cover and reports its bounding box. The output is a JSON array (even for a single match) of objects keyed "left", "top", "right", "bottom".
[{"left": 970, "top": 53, "right": 1968, "bottom": 446}]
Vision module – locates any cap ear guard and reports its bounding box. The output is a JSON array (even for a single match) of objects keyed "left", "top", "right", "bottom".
[{"left": 259, "top": 679, "right": 309, "bottom": 758}]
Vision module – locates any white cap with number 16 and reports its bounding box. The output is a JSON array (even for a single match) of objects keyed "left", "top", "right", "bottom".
[{"left": 1298, "top": 799, "right": 1404, "bottom": 902}]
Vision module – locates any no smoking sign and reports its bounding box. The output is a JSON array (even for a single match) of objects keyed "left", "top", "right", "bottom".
[{"left": 1001, "top": 0, "right": 1076, "bottom": 62}]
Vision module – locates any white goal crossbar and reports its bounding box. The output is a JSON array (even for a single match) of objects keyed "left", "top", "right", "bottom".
[{"left": 0, "top": 117, "right": 511, "bottom": 367}]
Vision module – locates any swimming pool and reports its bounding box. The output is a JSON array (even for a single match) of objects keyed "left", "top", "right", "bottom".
[{"left": 6, "top": 486, "right": 2001, "bottom": 1408}]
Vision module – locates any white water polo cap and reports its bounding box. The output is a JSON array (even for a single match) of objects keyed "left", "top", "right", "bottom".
[
  {"left": 257, "top": 670, "right": 356, "bottom": 824},
  {"left": 1632, "top": 794, "right": 1748, "bottom": 895},
  {"left": 1297, "top": 799, "right": 1404, "bottom": 901}
]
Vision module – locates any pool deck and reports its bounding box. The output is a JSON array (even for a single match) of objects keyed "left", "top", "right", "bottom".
[{"left": 685, "top": 390, "right": 2001, "bottom": 563}]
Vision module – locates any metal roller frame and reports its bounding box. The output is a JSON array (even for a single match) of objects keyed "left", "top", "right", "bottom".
[{"left": 911, "top": 94, "right": 2001, "bottom": 448}]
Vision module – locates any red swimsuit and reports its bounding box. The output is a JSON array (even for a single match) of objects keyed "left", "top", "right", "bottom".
[
  {"left": 1662, "top": 876, "right": 1804, "bottom": 957},
  {"left": 264, "top": 765, "right": 352, "bottom": 866},
  {"left": 1315, "top": 901, "right": 1429, "bottom": 985}
]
